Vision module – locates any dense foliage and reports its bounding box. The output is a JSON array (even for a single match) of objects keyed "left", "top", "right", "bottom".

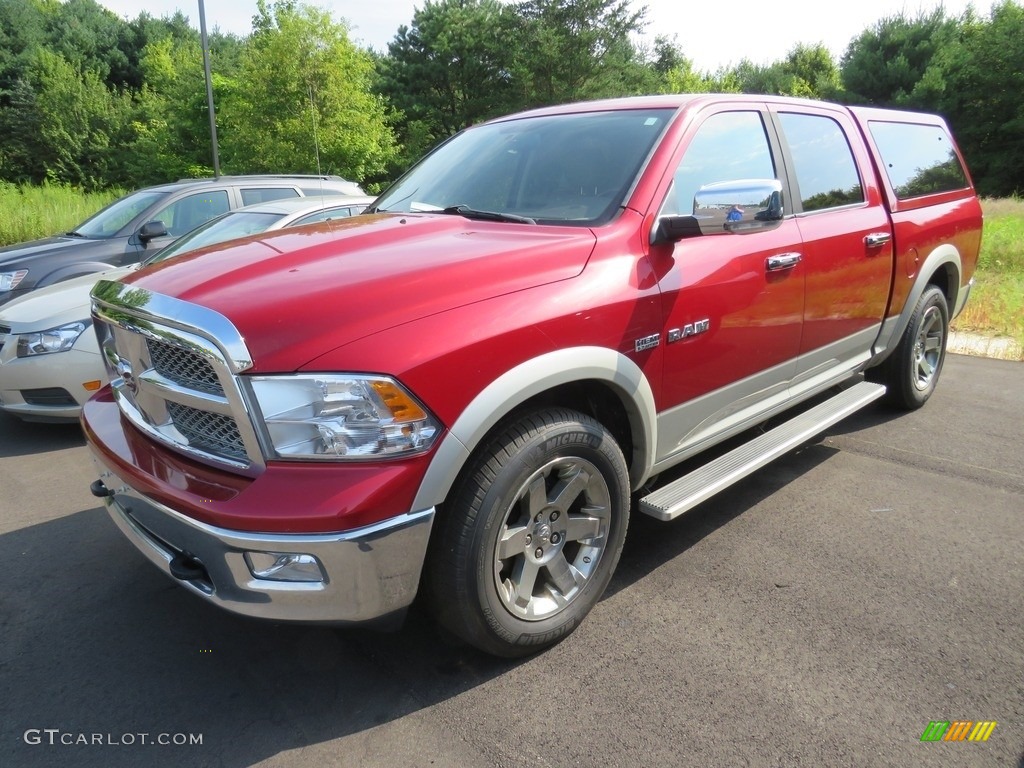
[{"left": 0, "top": 0, "right": 1021, "bottom": 196}]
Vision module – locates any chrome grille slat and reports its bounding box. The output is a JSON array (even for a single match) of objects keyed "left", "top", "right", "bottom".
[
  {"left": 166, "top": 402, "right": 247, "bottom": 461},
  {"left": 147, "top": 337, "right": 223, "bottom": 394}
]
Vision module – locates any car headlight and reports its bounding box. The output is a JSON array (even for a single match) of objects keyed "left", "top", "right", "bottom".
[
  {"left": 0, "top": 269, "right": 28, "bottom": 291},
  {"left": 248, "top": 374, "right": 440, "bottom": 460},
  {"left": 16, "top": 321, "right": 89, "bottom": 357}
]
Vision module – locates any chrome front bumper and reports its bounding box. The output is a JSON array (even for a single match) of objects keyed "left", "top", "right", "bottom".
[{"left": 91, "top": 461, "right": 435, "bottom": 625}]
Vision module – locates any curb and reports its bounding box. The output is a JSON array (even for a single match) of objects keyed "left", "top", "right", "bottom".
[{"left": 947, "top": 331, "right": 1023, "bottom": 362}]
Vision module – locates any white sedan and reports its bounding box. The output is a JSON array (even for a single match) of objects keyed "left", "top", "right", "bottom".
[{"left": 0, "top": 195, "right": 373, "bottom": 422}]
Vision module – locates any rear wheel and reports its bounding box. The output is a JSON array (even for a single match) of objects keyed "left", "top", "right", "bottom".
[
  {"left": 873, "top": 285, "right": 949, "bottom": 410},
  {"left": 427, "top": 408, "right": 630, "bottom": 657}
]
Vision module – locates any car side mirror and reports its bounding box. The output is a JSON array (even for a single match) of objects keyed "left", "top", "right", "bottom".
[
  {"left": 696, "top": 179, "right": 784, "bottom": 234},
  {"left": 137, "top": 220, "right": 169, "bottom": 243},
  {"left": 652, "top": 214, "right": 703, "bottom": 244},
  {"left": 653, "top": 179, "right": 785, "bottom": 244}
]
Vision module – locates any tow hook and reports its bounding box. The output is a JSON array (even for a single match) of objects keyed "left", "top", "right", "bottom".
[
  {"left": 90, "top": 479, "right": 112, "bottom": 498},
  {"left": 169, "top": 552, "right": 207, "bottom": 582}
]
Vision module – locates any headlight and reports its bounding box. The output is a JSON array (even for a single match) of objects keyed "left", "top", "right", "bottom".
[
  {"left": 0, "top": 269, "right": 28, "bottom": 291},
  {"left": 248, "top": 374, "right": 440, "bottom": 460},
  {"left": 16, "top": 321, "right": 89, "bottom": 357}
]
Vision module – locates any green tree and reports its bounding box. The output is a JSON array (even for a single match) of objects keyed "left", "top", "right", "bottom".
[
  {"left": 43, "top": 0, "right": 132, "bottom": 86},
  {"left": 0, "top": 78, "right": 46, "bottom": 181},
  {"left": 126, "top": 34, "right": 220, "bottom": 182},
  {"left": 380, "top": 0, "right": 513, "bottom": 164},
  {"left": 931, "top": 1, "right": 1024, "bottom": 196},
  {"left": 840, "top": 8, "right": 958, "bottom": 106},
  {"left": 220, "top": 0, "right": 396, "bottom": 181},
  {"left": 9, "top": 48, "right": 134, "bottom": 188},
  {"left": 722, "top": 45, "right": 840, "bottom": 98},
  {"left": 508, "top": 0, "right": 649, "bottom": 105}
]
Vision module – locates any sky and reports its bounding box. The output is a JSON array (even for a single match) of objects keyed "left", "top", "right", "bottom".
[{"left": 96, "top": 0, "right": 997, "bottom": 72}]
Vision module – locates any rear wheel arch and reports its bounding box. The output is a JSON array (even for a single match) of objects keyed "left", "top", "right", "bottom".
[{"left": 871, "top": 244, "right": 961, "bottom": 368}]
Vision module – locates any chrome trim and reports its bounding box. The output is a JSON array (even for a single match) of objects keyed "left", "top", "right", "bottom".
[
  {"left": 642, "top": 381, "right": 886, "bottom": 520},
  {"left": 91, "top": 280, "right": 266, "bottom": 475},
  {"left": 92, "top": 458, "right": 435, "bottom": 623},
  {"left": 864, "top": 232, "right": 892, "bottom": 247},
  {"left": 765, "top": 252, "right": 802, "bottom": 271},
  {"left": 653, "top": 328, "right": 878, "bottom": 471},
  {"left": 91, "top": 280, "right": 253, "bottom": 371},
  {"left": 137, "top": 369, "right": 234, "bottom": 414}
]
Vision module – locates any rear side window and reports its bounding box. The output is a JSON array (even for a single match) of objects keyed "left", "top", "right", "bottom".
[
  {"left": 778, "top": 113, "right": 864, "bottom": 212},
  {"left": 240, "top": 187, "right": 300, "bottom": 205},
  {"left": 868, "top": 121, "right": 968, "bottom": 199}
]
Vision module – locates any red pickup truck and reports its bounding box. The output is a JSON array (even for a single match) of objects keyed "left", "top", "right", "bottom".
[{"left": 84, "top": 94, "right": 983, "bottom": 657}]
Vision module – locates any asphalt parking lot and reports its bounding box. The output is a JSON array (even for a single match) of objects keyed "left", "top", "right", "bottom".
[{"left": 1, "top": 353, "right": 1021, "bottom": 768}]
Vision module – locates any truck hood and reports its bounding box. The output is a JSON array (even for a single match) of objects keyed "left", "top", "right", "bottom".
[
  {"left": 123, "top": 214, "right": 596, "bottom": 371},
  {"left": 0, "top": 266, "right": 135, "bottom": 330}
]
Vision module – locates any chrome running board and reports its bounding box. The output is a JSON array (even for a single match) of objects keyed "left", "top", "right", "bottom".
[{"left": 640, "top": 381, "right": 886, "bottom": 521}]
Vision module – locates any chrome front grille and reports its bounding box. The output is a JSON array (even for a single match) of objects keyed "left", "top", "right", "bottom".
[
  {"left": 147, "top": 337, "right": 223, "bottom": 394},
  {"left": 166, "top": 402, "right": 247, "bottom": 461},
  {"left": 90, "top": 280, "right": 263, "bottom": 476}
]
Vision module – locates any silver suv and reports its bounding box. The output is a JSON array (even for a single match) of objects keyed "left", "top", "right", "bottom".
[{"left": 0, "top": 175, "right": 365, "bottom": 307}]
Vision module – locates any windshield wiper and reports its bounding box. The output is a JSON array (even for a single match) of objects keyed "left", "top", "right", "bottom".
[
  {"left": 64, "top": 230, "right": 85, "bottom": 237},
  {"left": 440, "top": 205, "right": 536, "bottom": 225}
]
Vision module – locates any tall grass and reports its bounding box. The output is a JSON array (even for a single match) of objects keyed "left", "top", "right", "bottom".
[
  {"left": 951, "top": 197, "right": 1024, "bottom": 354},
  {"left": 0, "top": 183, "right": 123, "bottom": 247}
]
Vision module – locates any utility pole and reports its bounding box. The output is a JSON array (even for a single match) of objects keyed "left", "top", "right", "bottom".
[{"left": 198, "top": 0, "right": 221, "bottom": 177}]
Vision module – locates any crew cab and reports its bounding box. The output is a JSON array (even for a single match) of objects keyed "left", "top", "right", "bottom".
[{"left": 82, "top": 95, "right": 983, "bottom": 657}]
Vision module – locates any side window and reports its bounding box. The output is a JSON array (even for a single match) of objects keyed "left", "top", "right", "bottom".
[
  {"left": 867, "top": 120, "right": 968, "bottom": 199},
  {"left": 240, "top": 187, "right": 300, "bottom": 205},
  {"left": 152, "top": 190, "right": 230, "bottom": 236},
  {"left": 291, "top": 207, "right": 357, "bottom": 226},
  {"left": 778, "top": 113, "right": 864, "bottom": 212},
  {"left": 664, "top": 111, "right": 776, "bottom": 218}
]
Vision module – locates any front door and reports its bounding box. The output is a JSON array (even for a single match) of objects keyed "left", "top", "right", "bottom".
[{"left": 650, "top": 108, "right": 805, "bottom": 462}]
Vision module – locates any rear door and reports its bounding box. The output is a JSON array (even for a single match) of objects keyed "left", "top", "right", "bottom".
[{"left": 768, "top": 105, "right": 893, "bottom": 380}]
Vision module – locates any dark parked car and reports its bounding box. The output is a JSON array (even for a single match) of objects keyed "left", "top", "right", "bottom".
[{"left": 0, "top": 175, "right": 364, "bottom": 307}]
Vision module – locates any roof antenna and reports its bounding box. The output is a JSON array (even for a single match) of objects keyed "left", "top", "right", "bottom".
[{"left": 308, "top": 82, "right": 325, "bottom": 202}]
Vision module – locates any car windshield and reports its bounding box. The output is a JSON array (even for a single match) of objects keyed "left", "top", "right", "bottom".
[
  {"left": 73, "top": 190, "right": 168, "bottom": 238},
  {"left": 373, "top": 108, "right": 675, "bottom": 226},
  {"left": 144, "top": 211, "right": 286, "bottom": 265}
]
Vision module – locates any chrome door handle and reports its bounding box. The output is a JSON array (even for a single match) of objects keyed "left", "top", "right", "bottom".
[
  {"left": 865, "top": 232, "right": 892, "bottom": 247},
  {"left": 766, "top": 253, "right": 802, "bottom": 271}
]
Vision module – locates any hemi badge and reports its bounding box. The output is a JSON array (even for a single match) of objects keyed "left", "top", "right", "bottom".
[{"left": 634, "top": 334, "right": 660, "bottom": 352}]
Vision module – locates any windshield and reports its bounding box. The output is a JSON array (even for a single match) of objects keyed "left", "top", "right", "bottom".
[
  {"left": 144, "top": 211, "right": 286, "bottom": 265},
  {"left": 74, "top": 190, "right": 168, "bottom": 238},
  {"left": 374, "top": 108, "right": 674, "bottom": 226}
]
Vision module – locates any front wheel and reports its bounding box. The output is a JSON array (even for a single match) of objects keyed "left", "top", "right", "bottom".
[
  {"left": 872, "top": 284, "right": 950, "bottom": 410},
  {"left": 426, "top": 408, "right": 630, "bottom": 657}
]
